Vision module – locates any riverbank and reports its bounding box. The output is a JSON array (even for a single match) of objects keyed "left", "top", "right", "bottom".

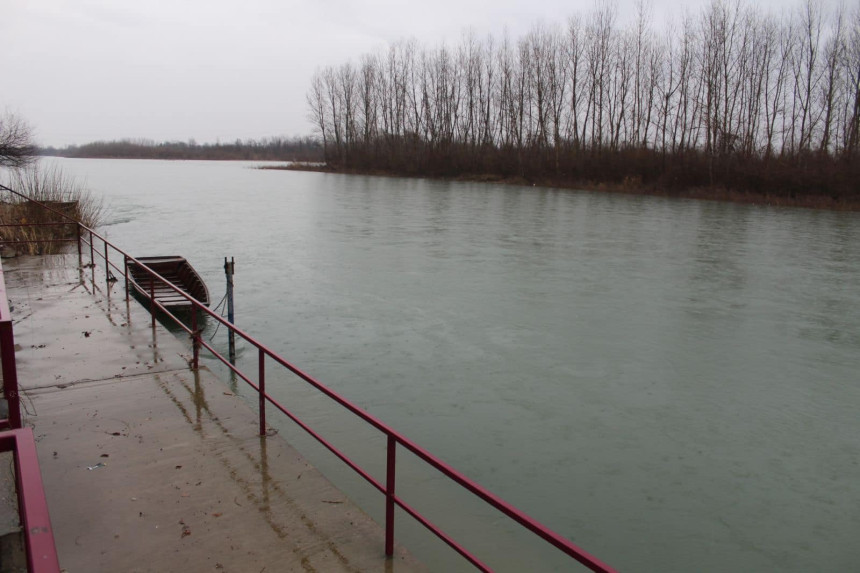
[
  {"left": 261, "top": 163, "right": 860, "bottom": 212},
  {"left": 38, "top": 136, "right": 323, "bottom": 163}
]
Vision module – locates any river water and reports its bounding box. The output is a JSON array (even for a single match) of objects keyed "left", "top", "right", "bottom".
[{"left": 42, "top": 158, "right": 860, "bottom": 571}]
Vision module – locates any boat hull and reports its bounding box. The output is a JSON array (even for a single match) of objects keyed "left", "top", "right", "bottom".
[{"left": 126, "top": 256, "right": 210, "bottom": 310}]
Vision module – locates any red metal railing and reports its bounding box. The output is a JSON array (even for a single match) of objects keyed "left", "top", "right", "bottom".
[
  {"left": 0, "top": 184, "right": 616, "bottom": 572},
  {"left": 0, "top": 261, "right": 21, "bottom": 430},
  {"left": 0, "top": 428, "right": 61, "bottom": 573},
  {"left": 0, "top": 228, "right": 61, "bottom": 571}
]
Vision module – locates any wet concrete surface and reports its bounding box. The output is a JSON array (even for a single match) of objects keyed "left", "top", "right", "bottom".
[{"left": 3, "top": 255, "right": 424, "bottom": 573}]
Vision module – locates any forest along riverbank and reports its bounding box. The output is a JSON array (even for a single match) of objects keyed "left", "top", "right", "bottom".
[{"left": 261, "top": 163, "right": 860, "bottom": 212}]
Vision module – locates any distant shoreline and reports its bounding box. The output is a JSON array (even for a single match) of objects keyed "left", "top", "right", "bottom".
[{"left": 260, "top": 164, "right": 860, "bottom": 212}]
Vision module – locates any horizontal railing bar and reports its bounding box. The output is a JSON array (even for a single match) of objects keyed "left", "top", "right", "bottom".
[
  {"left": 148, "top": 298, "right": 192, "bottom": 335},
  {"left": 265, "top": 394, "right": 387, "bottom": 495},
  {"left": 393, "top": 433, "right": 612, "bottom": 571},
  {"left": 0, "top": 222, "right": 76, "bottom": 228},
  {"left": 394, "top": 494, "right": 490, "bottom": 572},
  {"left": 0, "top": 239, "right": 76, "bottom": 245},
  {"left": 106, "top": 257, "right": 124, "bottom": 276},
  {"left": 196, "top": 338, "right": 386, "bottom": 493},
  {"left": 197, "top": 338, "right": 258, "bottom": 388}
]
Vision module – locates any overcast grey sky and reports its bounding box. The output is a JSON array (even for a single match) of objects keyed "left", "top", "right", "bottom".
[{"left": 1, "top": 0, "right": 842, "bottom": 147}]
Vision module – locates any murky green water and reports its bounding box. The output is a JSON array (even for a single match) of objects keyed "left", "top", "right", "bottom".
[{"left": 43, "top": 158, "right": 860, "bottom": 571}]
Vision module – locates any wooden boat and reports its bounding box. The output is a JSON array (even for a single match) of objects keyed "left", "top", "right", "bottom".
[{"left": 126, "top": 256, "right": 210, "bottom": 310}]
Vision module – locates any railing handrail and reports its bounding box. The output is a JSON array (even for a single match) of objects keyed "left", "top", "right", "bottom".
[
  {"left": 0, "top": 183, "right": 616, "bottom": 573},
  {"left": 0, "top": 428, "right": 61, "bottom": 573}
]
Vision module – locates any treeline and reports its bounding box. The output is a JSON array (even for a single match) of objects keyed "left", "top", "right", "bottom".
[
  {"left": 40, "top": 137, "right": 324, "bottom": 162},
  {"left": 308, "top": 0, "right": 860, "bottom": 202}
]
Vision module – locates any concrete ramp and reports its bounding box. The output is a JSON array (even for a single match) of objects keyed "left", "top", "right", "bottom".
[{"left": 5, "top": 255, "right": 424, "bottom": 573}]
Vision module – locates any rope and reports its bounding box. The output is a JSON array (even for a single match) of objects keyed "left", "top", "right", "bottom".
[{"left": 207, "top": 292, "right": 229, "bottom": 341}]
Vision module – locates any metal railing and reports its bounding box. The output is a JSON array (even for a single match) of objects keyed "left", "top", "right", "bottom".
[
  {"left": 0, "top": 232, "right": 60, "bottom": 571},
  {"left": 0, "top": 428, "right": 61, "bottom": 573},
  {"left": 0, "top": 184, "right": 616, "bottom": 572}
]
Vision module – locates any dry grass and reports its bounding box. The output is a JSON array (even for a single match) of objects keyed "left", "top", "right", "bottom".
[{"left": 1, "top": 164, "right": 104, "bottom": 254}]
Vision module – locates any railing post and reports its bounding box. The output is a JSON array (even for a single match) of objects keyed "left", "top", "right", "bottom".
[
  {"left": 259, "top": 348, "right": 266, "bottom": 436},
  {"left": 76, "top": 224, "right": 82, "bottom": 264},
  {"left": 0, "top": 322, "right": 21, "bottom": 429},
  {"left": 225, "top": 258, "right": 236, "bottom": 364},
  {"left": 191, "top": 307, "right": 199, "bottom": 370},
  {"left": 385, "top": 435, "right": 396, "bottom": 556},
  {"left": 123, "top": 255, "right": 129, "bottom": 302},
  {"left": 104, "top": 241, "right": 109, "bottom": 284},
  {"left": 89, "top": 229, "right": 94, "bottom": 266}
]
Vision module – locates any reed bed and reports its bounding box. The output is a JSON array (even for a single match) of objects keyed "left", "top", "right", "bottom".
[{"left": 1, "top": 164, "right": 104, "bottom": 255}]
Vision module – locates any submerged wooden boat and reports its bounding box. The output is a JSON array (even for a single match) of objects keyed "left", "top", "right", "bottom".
[{"left": 126, "top": 256, "right": 210, "bottom": 310}]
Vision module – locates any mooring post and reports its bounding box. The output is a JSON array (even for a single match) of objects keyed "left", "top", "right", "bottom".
[{"left": 224, "top": 257, "right": 236, "bottom": 364}]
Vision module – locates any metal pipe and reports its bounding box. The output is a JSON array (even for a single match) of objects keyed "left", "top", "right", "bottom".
[
  {"left": 191, "top": 306, "right": 199, "bottom": 370},
  {"left": 385, "top": 435, "right": 397, "bottom": 556},
  {"left": 149, "top": 277, "right": 156, "bottom": 329},
  {"left": 104, "top": 241, "right": 109, "bottom": 285},
  {"left": 225, "top": 257, "right": 235, "bottom": 364},
  {"left": 259, "top": 348, "right": 266, "bottom": 437}
]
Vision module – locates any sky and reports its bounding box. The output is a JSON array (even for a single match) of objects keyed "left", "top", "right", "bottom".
[{"left": 0, "top": 0, "right": 842, "bottom": 147}]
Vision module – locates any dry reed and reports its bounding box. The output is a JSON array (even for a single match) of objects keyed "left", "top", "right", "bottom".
[{"left": 1, "top": 164, "right": 104, "bottom": 255}]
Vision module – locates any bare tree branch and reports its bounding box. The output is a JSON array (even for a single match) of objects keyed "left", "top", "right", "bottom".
[{"left": 0, "top": 112, "right": 36, "bottom": 168}]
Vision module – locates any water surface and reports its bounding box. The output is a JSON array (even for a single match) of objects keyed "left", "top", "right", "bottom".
[{"left": 47, "top": 158, "right": 860, "bottom": 571}]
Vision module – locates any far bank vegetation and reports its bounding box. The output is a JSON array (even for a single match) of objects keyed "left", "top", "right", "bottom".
[
  {"left": 307, "top": 0, "right": 860, "bottom": 207},
  {"left": 42, "top": 136, "right": 323, "bottom": 162}
]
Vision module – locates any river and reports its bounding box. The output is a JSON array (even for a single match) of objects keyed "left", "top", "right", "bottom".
[{"left": 41, "top": 158, "right": 860, "bottom": 571}]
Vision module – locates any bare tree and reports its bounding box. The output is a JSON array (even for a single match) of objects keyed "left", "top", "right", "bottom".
[
  {"left": 0, "top": 112, "right": 36, "bottom": 168},
  {"left": 305, "top": 0, "right": 859, "bottom": 199},
  {"left": 818, "top": 4, "right": 845, "bottom": 153},
  {"left": 845, "top": 4, "right": 860, "bottom": 156},
  {"left": 307, "top": 72, "right": 329, "bottom": 157}
]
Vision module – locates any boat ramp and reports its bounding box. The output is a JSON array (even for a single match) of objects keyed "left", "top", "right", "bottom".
[{"left": 1, "top": 254, "right": 423, "bottom": 572}]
